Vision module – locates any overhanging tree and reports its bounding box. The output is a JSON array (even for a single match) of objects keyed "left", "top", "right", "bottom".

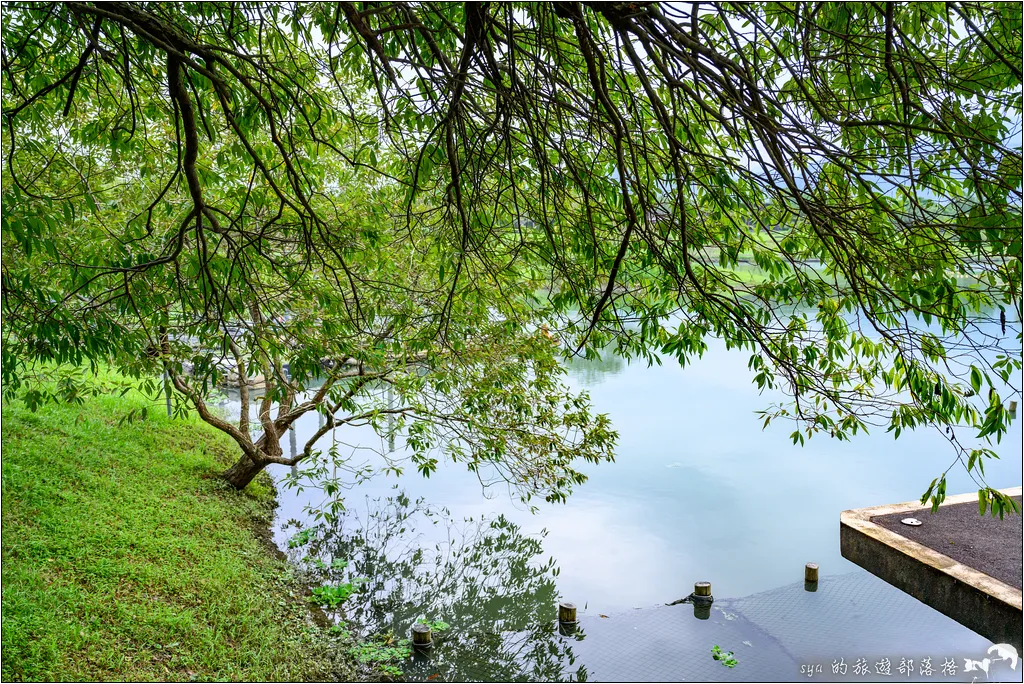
[
  {"left": 2, "top": 2, "right": 1021, "bottom": 512},
  {"left": 0, "top": 1, "right": 617, "bottom": 502}
]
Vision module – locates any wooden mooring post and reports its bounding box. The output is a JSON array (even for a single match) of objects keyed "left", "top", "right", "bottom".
[
  {"left": 411, "top": 622, "right": 432, "bottom": 650},
  {"left": 557, "top": 601, "right": 577, "bottom": 635},
  {"left": 805, "top": 562, "right": 819, "bottom": 591},
  {"left": 692, "top": 581, "right": 713, "bottom": 620}
]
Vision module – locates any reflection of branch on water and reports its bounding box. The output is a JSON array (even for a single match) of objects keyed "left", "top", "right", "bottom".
[
  {"left": 287, "top": 493, "right": 589, "bottom": 682},
  {"left": 563, "top": 347, "right": 625, "bottom": 387}
]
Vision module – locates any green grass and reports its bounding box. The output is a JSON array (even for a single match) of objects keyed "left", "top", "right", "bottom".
[{"left": 1, "top": 382, "right": 348, "bottom": 681}]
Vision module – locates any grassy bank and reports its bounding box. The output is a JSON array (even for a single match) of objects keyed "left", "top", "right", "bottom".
[{"left": 1, "top": 382, "right": 350, "bottom": 681}]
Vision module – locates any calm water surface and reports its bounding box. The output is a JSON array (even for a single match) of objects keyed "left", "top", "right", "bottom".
[{"left": 254, "top": 321, "right": 1022, "bottom": 614}]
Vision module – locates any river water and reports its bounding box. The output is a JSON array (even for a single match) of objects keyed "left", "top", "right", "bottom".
[
  {"left": 222, "top": 314, "right": 1022, "bottom": 679},
  {"left": 265, "top": 331, "right": 1020, "bottom": 605}
]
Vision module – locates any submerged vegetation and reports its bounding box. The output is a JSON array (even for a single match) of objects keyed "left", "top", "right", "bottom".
[{"left": 712, "top": 645, "right": 739, "bottom": 669}]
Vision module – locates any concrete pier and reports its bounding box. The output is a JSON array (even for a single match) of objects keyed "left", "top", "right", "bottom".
[{"left": 840, "top": 487, "right": 1022, "bottom": 650}]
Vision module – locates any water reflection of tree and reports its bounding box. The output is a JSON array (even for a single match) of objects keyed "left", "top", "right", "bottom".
[
  {"left": 563, "top": 348, "right": 625, "bottom": 387},
  {"left": 292, "top": 492, "right": 589, "bottom": 682}
]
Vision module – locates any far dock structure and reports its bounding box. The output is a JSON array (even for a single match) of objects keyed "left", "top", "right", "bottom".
[{"left": 841, "top": 487, "right": 1023, "bottom": 651}]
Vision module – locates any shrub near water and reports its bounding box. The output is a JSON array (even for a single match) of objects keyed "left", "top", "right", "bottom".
[{"left": 0, "top": 386, "right": 343, "bottom": 681}]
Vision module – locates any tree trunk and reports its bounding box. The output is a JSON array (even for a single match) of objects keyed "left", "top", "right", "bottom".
[{"left": 221, "top": 453, "right": 267, "bottom": 489}]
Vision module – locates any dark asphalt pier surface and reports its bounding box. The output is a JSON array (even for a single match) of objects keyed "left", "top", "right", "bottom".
[{"left": 872, "top": 496, "right": 1023, "bottom": 589}]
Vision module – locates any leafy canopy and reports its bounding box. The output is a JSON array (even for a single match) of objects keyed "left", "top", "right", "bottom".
[{"left": 1, "top": 2, "right": 1021, "bottom": 509}]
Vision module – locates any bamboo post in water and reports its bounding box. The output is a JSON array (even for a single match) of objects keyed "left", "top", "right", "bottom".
[
  {"left": 285, "top": 363, "right": 298, "bottom": 460},
  {"left": 387, "top": 385, "right": 395, "bottom": 453},
  {"left": 163, "top": 370, "right": 172, "bottom": 418},
  {"left": 288, "top": 424, "right": 298, "bottom": 478}
]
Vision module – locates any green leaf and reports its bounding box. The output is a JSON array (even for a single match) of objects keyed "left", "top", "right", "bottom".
[{"left": 970, "top": 367, "right": 983, "bottom": 394}]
